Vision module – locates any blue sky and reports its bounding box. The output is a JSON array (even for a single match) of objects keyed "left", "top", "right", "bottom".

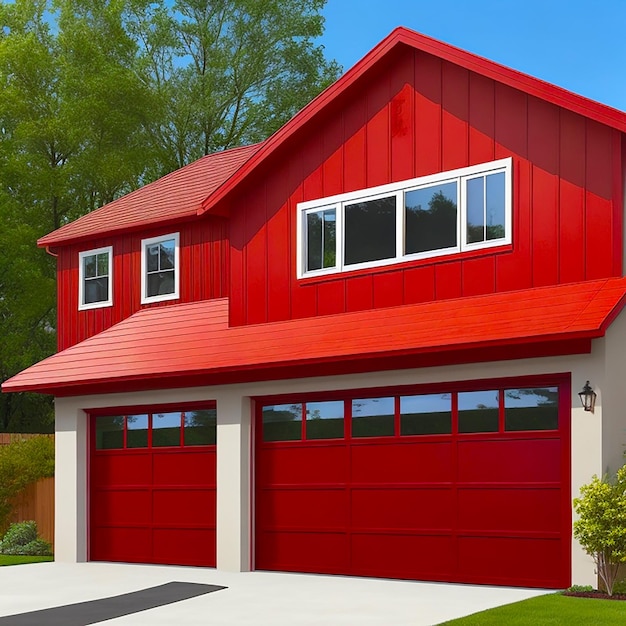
[{"left": 318, "top": 0, "right": 626, "bottom": 111}]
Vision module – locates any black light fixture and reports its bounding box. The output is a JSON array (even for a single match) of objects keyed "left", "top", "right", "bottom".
[{"left": 578, "top": 381, "right": 597, "bottom": 413}]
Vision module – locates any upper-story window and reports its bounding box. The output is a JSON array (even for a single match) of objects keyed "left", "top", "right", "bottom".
[
  {"left": 78, "top": 246, "right": 113, "bottom": 310},
  {"left": 297, "top": 158, "right": 512, "bottom": 278},
  {"left": 141, "top": 233, "right": 180, "bottom": 304}
]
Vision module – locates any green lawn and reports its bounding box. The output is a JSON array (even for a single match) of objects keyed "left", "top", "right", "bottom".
[
  {"left": 438, "top": 593, "right": 626, "bottom": 625},
  {"left": 0, "top": 555, "right": 53, "bottom": 566}
]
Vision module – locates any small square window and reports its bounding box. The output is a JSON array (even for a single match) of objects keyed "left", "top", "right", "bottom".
[
  {"left": 141, "top": 233, "right": 180, "bottom": 304},
  {"left": 78, "top": 247, "right": 113, "bottom": 310}
]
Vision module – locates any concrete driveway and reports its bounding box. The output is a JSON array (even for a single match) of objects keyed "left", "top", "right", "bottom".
[{"left": 0, "top": 562, "right": 551, "bottom": 625}]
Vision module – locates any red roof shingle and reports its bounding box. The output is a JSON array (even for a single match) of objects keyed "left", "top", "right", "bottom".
[
  {"left": 38, "top": 144, "right": 261, "bottom": 247},
  {"left": 4, "top": 278, "right": 626, "bottom": 396}
]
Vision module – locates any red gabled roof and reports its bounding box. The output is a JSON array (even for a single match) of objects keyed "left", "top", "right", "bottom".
[
  {"left": 4, "top": 278, "right": 626, "bottom": 396},
  {"left": 199, "top": 27, "right": 626, "bottom": 217},
  {"left": 38, "top": 143, "right": 261, "bottom": 248}
]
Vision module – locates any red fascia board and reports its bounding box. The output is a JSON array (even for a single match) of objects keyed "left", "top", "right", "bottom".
[
  {"left": 199, "top": 27, "right": 626, "bottom": 217},
  {"left": 3, "top": 277, "right": 626, "bottom": 396}
]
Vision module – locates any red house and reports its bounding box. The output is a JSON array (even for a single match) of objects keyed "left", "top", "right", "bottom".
[{"left": 4, "top": 27, "right": 626, "bottom": 589}]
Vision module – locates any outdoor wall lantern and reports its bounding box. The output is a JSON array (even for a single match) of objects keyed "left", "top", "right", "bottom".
[{"left": 578, "top": 381, "right": 597, "bottom": 413}]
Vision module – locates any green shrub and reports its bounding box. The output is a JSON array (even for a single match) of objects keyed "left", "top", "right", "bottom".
[
  {"left": 612, "top": 580, "right": 626, "bottom": 595},
  {"left": 1, "top": 520, "right": 37, "bottom": 548},
  {"left": 564, "top": 584, "right": 594, "bottom": 593},
  {"left": 0, "top": 436, "right": 54, "bottom": 531},
  {"left": 573, "top": 465, "right": 626, "bottom": 596},
  {"left": 0, "top": 521, "right": 52, "bottom": 556}
]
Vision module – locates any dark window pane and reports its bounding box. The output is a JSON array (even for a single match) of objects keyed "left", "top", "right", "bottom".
[
  {"left": 126, "top": 414, "right": 149, "bottom": 448},
  {"left": 147, "top": 244, "right": 160, "bottom": 272},
  {"left": 486, "top": 172, "right": 506, "bottom": 240},
  {"left": 95, "top": 416, "right": 124, "bottom": 450},
  {"left": 405, "top": 182, "right": 457, "bottom": 254},
  {"left": 306, "top": 212, "right": 322, "bottom": 271},
  {"left": 263, "top": 404, "right": 302, "bottom": 442},
  {"left": 505, "top": 387, "right": 558, "bottom": 431},
  {"left": 352, "top": 397, "right": 395, "bottom": 438},
  {"left": 147, "top": 270, "right": 175, "bottom": 297},
  {"left": 306, "top": 401, "right": 344, "bottom": 440},
  {"left": 306, "top": 209, "right": 336, "bottom": 271},
  {"left": 345, "top": 196, "right": 396, "bottom": 265},
  {"left": 466, "top": 177, "right": 485, "bottom": 244},
  {"left": 152, "top": 412, "right": 182, "bottom": 447},
  {"left": 84, "top": 277, "right": 108, "bottom": 304},
  {"left": 159, "top": 240, "right": 175, "bottom": 270},
  {"left": 83, "top": 254, "right": 97, "bottom": 279},
  {"left": 458, "top": 390, "right": 500, "bottom": 433},
  {"left": 184, "top": 409, "right": 217, "bottom": 446},
  {"left": 400, "top": 393, "right": 452, "bottom": 435},
  {"left": 96, "top": 252, "right": 109, "bottom": 276}
]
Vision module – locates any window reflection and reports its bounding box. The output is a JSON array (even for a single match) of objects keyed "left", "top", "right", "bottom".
[
  {"left": 95, "top": 416, "right": 124, "bottom": 450},
  {"left": 458, "top": 390, "right": 499, "bottom": 433},
  {"left": 152, "top": 412, "right": 182, "bottom": 447},
  {"left": 405, "top": 182, "right": 457, "bottom": 255},
  {"left": 352, "top": 397, "right": 395, "bottom": 437},
  {"left": 400, "top": 394, "right": 452, "bottom": 435},
  {"left": 306, "top": 209, "right": 336, "bottom": 271},
  {"left": 126, "top": 414, "right": 149, "bottom": 448},
  {"left": 306, "top": 401, "right": 344, "bottom": 440},
  {"left": 263, "top": 404, "right": 302, "bottom": 442},
  {"left": 184, "top": 409, "right": 217, "bottom": 445},
  {"left": 505, "top": 387, "right": 558, "bottom": 431}
]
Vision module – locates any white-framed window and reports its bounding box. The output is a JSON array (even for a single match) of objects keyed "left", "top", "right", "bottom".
[
  {"left": 140, "top": 233, "right": 180, "bottom": 304},
  {"left": 297, "top": 158, "right": 512, "bottom": 279},
  {"left": 78, "top": 246, "right": 113, "bottom": 310}
]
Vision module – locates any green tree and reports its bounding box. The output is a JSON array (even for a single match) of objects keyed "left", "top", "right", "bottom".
[
  {"left": 573, "top": 466, "right": 626, "bottom": 595},
  {"left": 132, "top": 0, "right": 340, "bottom": 175},
  {"left": 0, "top": 0, "right": 339, "bottom": 431}
]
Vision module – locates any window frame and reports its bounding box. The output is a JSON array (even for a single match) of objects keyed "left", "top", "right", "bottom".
[
  {"left": 78, "top": 246, "right": 113, "bottom": 311},
  {"left": 297, "top": 158, "right": 512, "bottom": 279},
  {"left": 140, "top": 232, "right": 180, "bottom": 304}
]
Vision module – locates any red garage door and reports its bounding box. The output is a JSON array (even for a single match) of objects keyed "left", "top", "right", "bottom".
[
  {"left": 90, "top": 404, "right": 216, "bottom": 566},
  {"left": 255, "top": 377, "right": 570, "bottom": 588}
]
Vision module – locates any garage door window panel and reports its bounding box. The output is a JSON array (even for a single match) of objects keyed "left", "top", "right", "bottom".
[
  {"left": 305, "top": 401, "right": 344, "bottom": 440},
  {"left": 95, "top": 416, "right": 124, "bottom": 450},
  {"left": 126, "top": 414, "right": 149, "bottom": 448},
  {"left": 152, "top": 412, "right": 182, "bottom": 447},
  {"left": 184, "top": 409, "right": 217, "bottom": 445},
  {"left": 458, "top": 390, "right": 500, "bottom": 433},
  {"left": 352, "top": 397, "right": 395, "bottom": 438},
  {"left": 504, "top": 387, "right": 559, "bottom": 431},
  {"left": 263, "top": 404, "right": 303, "bottom": 441},
  {"left": 400, "top": 393, "right": 452, "bottom": 435}
]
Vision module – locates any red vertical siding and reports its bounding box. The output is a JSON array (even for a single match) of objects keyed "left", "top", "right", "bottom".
[
  {"left": 558, "top": 110, "right": 586, "bottom": 284},
  {"left": 220, "top": 46, "right": 623, "bottom": 327},
  {"left": 57, "top": 218, "right": 228, "bottom": 350}
]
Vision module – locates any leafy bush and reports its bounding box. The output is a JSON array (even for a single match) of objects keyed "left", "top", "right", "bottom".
[
  {"left": 0, "top": 436, "right": 54, "bottom": 531},
  {"left": 564, "top": 584, "right": 594, "bottom": 593},
  {"left": 0, "top": 521, "right": 52, "bottom": 556},
  {"left": 612, "top": 580, "right": 626, "bottom": 595},
  {"left": 573, "top": 466, "right": 626, "bottom": 596}
]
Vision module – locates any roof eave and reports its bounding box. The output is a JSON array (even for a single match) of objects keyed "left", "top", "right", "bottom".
[{"left": 1, "top": 330, "right": 596, "bottom": 397}]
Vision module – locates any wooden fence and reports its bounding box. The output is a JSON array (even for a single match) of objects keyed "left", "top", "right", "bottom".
[{"left": 0, "top": 434, "right": 55, "bottom": 547}]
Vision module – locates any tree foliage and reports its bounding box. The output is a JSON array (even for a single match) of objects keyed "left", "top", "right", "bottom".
[
  {"left": 573, "top": 466, "right": 626, "bottom": 595},
  {"left": 0, "top": 0, "right": 340, "bottom": 431}
]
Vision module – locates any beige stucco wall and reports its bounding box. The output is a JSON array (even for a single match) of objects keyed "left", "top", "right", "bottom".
[{"left": 54, "top": 312, "right": 626, "bottom": 585}]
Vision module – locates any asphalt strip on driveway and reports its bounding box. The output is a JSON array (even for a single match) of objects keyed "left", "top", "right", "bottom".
[{"left": 0, "top": 581, "right": 225, "bottom": 626}]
